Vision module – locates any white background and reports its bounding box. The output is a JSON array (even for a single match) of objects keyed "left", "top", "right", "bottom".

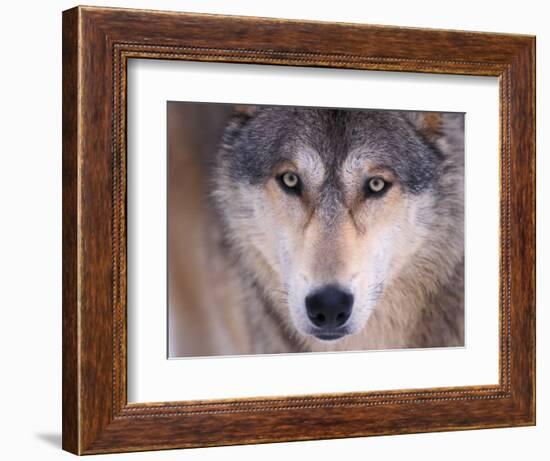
[
  {"left": 0, "top": 0, "right": 546, "bottom": 460},
  {"left": 128, "top": 61, "right": 499, "bottom": 402}
]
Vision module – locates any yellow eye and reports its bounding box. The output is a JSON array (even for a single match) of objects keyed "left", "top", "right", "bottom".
[
  {"left": 367, "top": 177, "right": 387, "bottom": 193},
  {"left": 278, "top": 172, "right": 302, "bottom": 196},
  {"left": 281, "top": 172, "right": 299, "bottom": 188}
]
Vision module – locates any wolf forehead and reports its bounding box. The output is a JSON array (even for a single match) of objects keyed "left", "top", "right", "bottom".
[{"left": 219, "top": 107, "right": 444, "bottom": 193}]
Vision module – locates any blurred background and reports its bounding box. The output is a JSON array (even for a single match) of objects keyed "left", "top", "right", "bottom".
[{"left": 167, "top": 102, "right": 253, "bottom": 357}]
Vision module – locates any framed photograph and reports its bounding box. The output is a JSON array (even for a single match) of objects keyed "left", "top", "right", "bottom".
[{"left": 62, "top": 5, "right": 535, "bottom": 455}]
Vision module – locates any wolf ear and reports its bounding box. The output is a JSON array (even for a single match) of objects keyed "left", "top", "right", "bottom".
[
  {"left": 226, "top": 105, "right": 258, "bottom": 131},
  {"left": 407, "top": 112, "right": 446, "bottom": 143},
  {"left": 408, "top": 112, "right": 464, "bottom": 147},
  {"left": 407, "top": 112, "right": 464, "bottom": 160},
  {"left": 233, "top": 105, "right": 259, "bottom": 117},
  {"left": 220, "top": 105, "right": 259, "bottom": 149}
]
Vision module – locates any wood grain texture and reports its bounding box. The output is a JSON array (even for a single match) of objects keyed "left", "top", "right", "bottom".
[
  {"left": 62, "top": 7, "right": 79, "bottom": 454},
  {"left": 62, "top": 5, "right": 536, "bottom": 455}
]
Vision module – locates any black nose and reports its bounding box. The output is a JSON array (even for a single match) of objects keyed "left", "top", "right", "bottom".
[{"left": 305, "top": 285, "right": 353, "bottom": 330}]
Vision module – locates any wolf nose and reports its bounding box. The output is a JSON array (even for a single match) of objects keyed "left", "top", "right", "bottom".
[{"left": 305, "top": 285, "right": 353, "bottom": 329}]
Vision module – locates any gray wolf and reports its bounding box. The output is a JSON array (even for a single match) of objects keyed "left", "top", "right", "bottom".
[{"left": 211, "top": 106, "right": 464, "bottom": 354}]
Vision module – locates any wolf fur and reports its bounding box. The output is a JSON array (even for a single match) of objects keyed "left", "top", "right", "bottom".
[{"left": 211, "top": 107, "right": 464, "bottom": 354}]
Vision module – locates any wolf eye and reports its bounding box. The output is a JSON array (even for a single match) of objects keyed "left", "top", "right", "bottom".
[
  {"left": 365, "top": 177, "right": 390, "bottom": 196},
  {"left": 278, "top": 172, "right": 302, "bottom": 195}
]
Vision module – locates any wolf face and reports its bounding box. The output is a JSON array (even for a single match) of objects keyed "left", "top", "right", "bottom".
[{"left": 213, "top": 107, "right": 463, "bottom": 349}]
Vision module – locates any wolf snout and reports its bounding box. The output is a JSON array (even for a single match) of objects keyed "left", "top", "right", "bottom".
[{"left": 305, "top": 285, "right": 353, "bottom": 336}]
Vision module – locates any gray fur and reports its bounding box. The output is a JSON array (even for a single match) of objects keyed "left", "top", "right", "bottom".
[
  {"left": 212, "top": 106, "right": 464, "bottom": 354},
  {"left": 219, "top": 108, "right": 444, "bottom": 193}
]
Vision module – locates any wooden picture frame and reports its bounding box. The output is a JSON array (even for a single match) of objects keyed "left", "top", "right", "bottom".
[{"left": 62, "top": 5, "right": 535, "bottom": 455}]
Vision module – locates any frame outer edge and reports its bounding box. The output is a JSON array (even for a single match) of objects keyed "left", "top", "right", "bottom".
[
  {"left": 507, "top": 36, "right": 536, "bottom": 424},
  {"left": 531, "top": 36, "right": 537, "bottom": 425},
  {"left": 62, "top": 6, "right": 81, "bottom": 455}
]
